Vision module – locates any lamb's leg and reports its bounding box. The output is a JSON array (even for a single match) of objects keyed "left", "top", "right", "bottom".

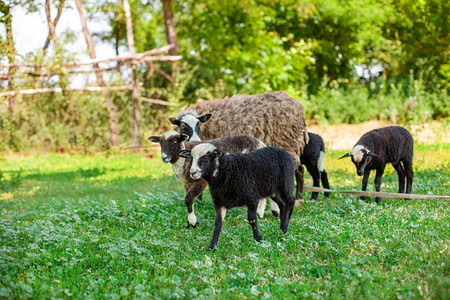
[
  {"left": 360, "top": 169, "right": 370, "bottom": 200},
  {"left": 208, "top": 205, "right": 227, "bottom": 250},
  {"left": 184, "top": 183, "right": 206, "bottom": 228},
  {"left": 247, "top": 204, "right": 262, "bottom": 242},
  {"left": 321, "top": 170, "right": 331, "bottom": 198},
  {"left": 295, "top": 165, "right": 304, "bottom": 205},
  {"left": 269, "top": 198, "right": 280, "bottom": 218},
  {"left": 392, "top": 162, "right": 406, "bottom": 194},
  {"left": 271, "top": 194, "right": 290, "bottom": 234},
  {"left": 257, "top": 198, "right": 266, "bottom": 219},
  {"left": 374, "top": 166, "right": 385, "bottom": 203},
  {"left": 257, "top": 198, "right": 280, "bottom": 219},
  {"left": 403, "top": 160, "right": 414, "bottom": 198},
  {"left": 309, "top": 167, "right": 321, "bottom": 200},
  {"left": 279, "top": 190, "right": 295, "bottom": 233}
]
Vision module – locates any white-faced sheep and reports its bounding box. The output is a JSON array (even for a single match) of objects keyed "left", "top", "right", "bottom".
[
  {"left": 339, "top": 126, "right": 414, "bottom": 203},
  {"left": 301, "top": 132, "right": 331, "bottom": 200},
  {"left": 178, "top": 144, "right": 296, "bottom": 250},
  {"left": 148, "top": 132, "right": 268, "bottom": 227},
  {"left": 169, "top": 91, "right": 308, "bottom": 203}
]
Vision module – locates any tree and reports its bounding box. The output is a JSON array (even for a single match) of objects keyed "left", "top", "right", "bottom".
[
  {"left": 123, "top": 0, "right": 142, "bottom": 146},
  {"left": 161, "top": 0, "right": 178, "bottom": 75},
  {"left": 0, "top": 1, "right": 17, "bottom": 116},
  {"left": 75, "top": 0, "right": 121, "bottom": 147}
]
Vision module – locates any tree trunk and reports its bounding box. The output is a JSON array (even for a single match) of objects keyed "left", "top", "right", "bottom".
[
  {"left": 44, "top": 0, "right": 59, "bottom": 47},
  {"left": 75, "top": 0, "right": 121, "bottom": 147},
  {"left": 2, "top": 3, "right": 17, "bottom": 117},
  {"left": 161, "top": 0, "right": 179, "bottom": 75},
  {"left": 43, "top": 0, "right": 65, "bottom": 51},
  {"left": 123, "top": 0, "right": 142, "bottom": 146}
]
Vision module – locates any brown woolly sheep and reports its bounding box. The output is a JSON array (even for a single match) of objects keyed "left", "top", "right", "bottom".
[{"left": 169, "top": 91, "right": 309, "bottom": 203}]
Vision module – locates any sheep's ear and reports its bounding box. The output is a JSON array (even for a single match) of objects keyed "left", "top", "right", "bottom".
[
  {"left": 367, "top": 151, "right": 379, "bottom": 157},
  {"left": 180, "top": 134, "right": 190, "bottom": 142},
  {"left": 212, "top": 149, "right": 224, "bottom": 159},
  {"left": 177, "top": 150, "right": 192, "bottom": 158},
  {"left": 198, "top": 113, "right": 212, "bottom": 123},
  {"left": 147, "top": 136, "right": 161, "bottom": 143},
  {"left": 169, "top": 117, "right": 181, "bottom": 126},
  {"left": 339, "top": 152, "right": 351, "bottom": 159}
]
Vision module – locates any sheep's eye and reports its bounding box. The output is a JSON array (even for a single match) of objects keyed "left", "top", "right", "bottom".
[
  {"left": 180, "top": 123, "right": 186, "bottom": 129},
  {"left": 173, "top": 140, "right": 178, "bottom": 144}
]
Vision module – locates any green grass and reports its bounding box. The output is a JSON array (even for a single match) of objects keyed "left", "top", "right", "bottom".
[{"left": 0, "top": 144, "right": 449, "bottom": 299}]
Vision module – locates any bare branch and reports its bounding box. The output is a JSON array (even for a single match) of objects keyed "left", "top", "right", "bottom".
[
  {"left": 0, "top": 85, "right": 133, "bottom": 97},
  {"left": 43, "top": 0, "right": 65, "bottom": 51},
  {"left": 140, "top": 97, "right": 178, "bottom": 106}
]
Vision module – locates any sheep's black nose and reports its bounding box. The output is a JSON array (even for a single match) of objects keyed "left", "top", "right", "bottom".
[{"left": 357, "top": 170, "right": 364, "bottom": 176}]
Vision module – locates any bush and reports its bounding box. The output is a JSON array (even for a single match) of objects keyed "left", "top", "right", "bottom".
[{"left": 300, "top": 78, "right": 448, "bottom": 125}]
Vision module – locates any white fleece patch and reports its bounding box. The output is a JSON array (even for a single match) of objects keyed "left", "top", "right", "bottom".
[
  {"left": 257, "top": 198, "right": 267, "bottom": 219},
  {"left": 350, "top": 145, "right": 367, "bottom": 163},
  {"left": 163, "top": 131, "right": 179, "bottom": 139},
  {"left": 269, "top": 199, "right": 280, "bottom": 214},
  {"left": 172, "top": 158, "right": 187, "bottom": 183},
  {"left": 220, "top": 206, "right": 227, "bottom": 221},
  {"left": 317, "top": 151, "right": 325, "bottom": 172},
  {"left": 188, "top": 211, "right": 197, "bottom": 227},
  {"left": 257, "top": 139, "right": 266, "bottom": 149},
  {"left": 181, "top": 114, "right": 201, "bottom": 141},
  {"left": 190, "top": 143, "right": 218, "bottom": 176}
]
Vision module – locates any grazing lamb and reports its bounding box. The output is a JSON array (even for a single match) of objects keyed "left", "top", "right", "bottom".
[
  {"left": 148, "top": 132, "right": 269, "bottom": 227},
  {"left": 301, "top": 132, "right": 331, "bottom": 200},
  {"left": 339, "top": 126, "right": 414, "bottom": 203},
  {"left": 178, "top": 144, "right": 296, "bottom": 250},
  {"left": 169, "top": 91, "right": 308, "bottom": 203}
]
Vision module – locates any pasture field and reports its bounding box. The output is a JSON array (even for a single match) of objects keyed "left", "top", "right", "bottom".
[{"left": 0, "top": 143, "right": 449, "bottom": 299}]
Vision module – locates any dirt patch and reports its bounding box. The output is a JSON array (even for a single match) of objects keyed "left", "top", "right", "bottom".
[{"left": 308, "top": 120, "right": 449, "bottom": 150}]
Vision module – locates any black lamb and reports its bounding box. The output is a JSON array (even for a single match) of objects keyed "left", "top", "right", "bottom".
[
  {"left": 340, "top": 126, "right": 414, "bottom": 203},
  {"left": 300, "top": 132, "right": 331, "bottom": 200},
  {"left": 178, "top": 144, "right": 296, "bottom": 250}
]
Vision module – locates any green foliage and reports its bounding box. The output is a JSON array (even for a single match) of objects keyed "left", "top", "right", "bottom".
[
  {"left": 301, "top": 77, "right": 449, "bottom": 125},
  {"left": 1, "top": 0, "right": 448, "bottom": 152},
  {"left": 0, "top": 147, "right": 448, "bottom": 298}
]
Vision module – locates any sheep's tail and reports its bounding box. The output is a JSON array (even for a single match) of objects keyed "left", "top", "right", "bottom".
[
  {"left": 304, "top": 128, "right": 309, "bottom": 144},
  {"left": 317, "top": 151, "right": 326, "bottom": 172}
]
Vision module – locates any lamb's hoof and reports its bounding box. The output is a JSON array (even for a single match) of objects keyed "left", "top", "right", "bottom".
[
  {"left": 207, "top": 246, "right": 216, "bottom": 252},
  {"left": 375, "top": 197, "right": 381, "bottom": 203},
  {"left": 271, "top": 210, "right": 280, "bottom": 218},
  {"left": 360, "top": 196, "right": 367, "bottom": 201},
  {"left": 280, "top": 226, "right": 288, "bottom": 234},
  {"left": 295, "top": 199, "right": 304, "bottom": 207},
  {"left": 186, "top": 221, "right": 200, "bottom": 228}
]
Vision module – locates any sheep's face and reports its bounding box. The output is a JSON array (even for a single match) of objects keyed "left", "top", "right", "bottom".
[
  {"left": 147, "top": 131, "right": 189, "bottom": 163},
  {"left": 349, "top": 145, "right": 377, "bottom": 176},
  {"left": 178, "top": 143, "right": 224, "bottom": 180},
  {"left": 169, "top": 113, "right": 212, "bottom": 142}
]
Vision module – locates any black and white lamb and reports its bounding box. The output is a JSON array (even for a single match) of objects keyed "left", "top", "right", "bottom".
[
  {"left": 339, "top": 126, "right": 414, "bottom": 203},
  {"left": 178, "top": 144, "right": 296, "bottom": 250},
  {"left": 169, "top": 91, "right": 309, "bottom": 203},
  {"left": 301, "top": 132, "right": 331, "bottom": 200},
  {"left": 148, "top": 132, "right": 268, "bottom": 227}
]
